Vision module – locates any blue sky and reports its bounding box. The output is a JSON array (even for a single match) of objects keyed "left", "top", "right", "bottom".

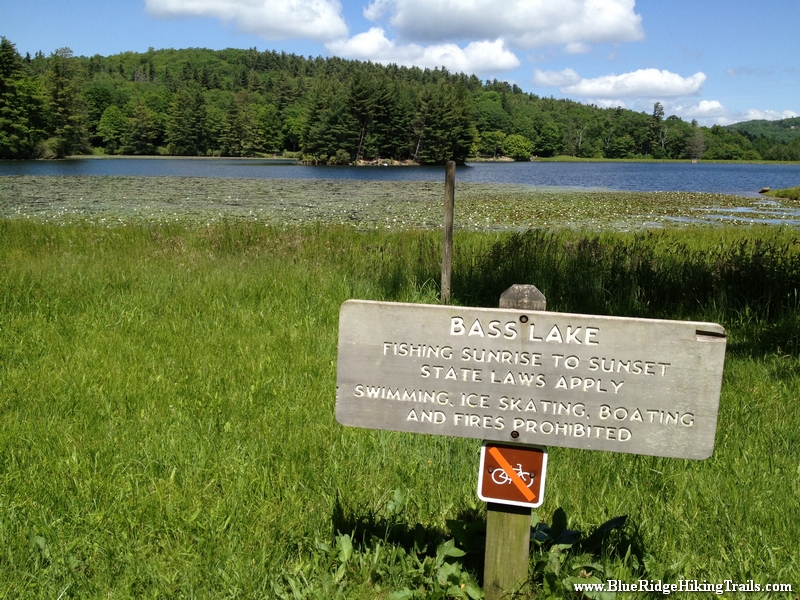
[{"left": 2, "top": 0, "right": 798, "bottom": 125}]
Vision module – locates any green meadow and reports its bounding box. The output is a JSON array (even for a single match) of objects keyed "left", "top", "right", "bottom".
[{"left": 1, "top": 178, "right": 799, "bottom": 598}]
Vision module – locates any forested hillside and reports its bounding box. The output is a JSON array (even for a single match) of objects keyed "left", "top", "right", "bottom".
[
  {"left": 1, "top": 37, "right": 799, "bottom": 163},
  {"left": 726, "top": 117, "right": 800, "bottom": 160}
]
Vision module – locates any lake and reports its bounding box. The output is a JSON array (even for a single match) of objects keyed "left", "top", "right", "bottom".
[{"left": 1, "top": 158, "right": 799, "bottom": 195}]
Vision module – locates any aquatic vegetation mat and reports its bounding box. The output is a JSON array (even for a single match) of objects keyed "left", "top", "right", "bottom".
[{"left": 3, "top": 175, "right": 800, "bottom": 230}]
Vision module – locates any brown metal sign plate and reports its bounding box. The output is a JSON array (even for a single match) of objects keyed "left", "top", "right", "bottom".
[{"left": 478, "top": 442, "right": 548, "bottom": 508}]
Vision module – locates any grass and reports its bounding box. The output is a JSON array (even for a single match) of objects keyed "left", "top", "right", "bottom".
[
  {"left": 1, "top": 205, "right": 800, "bottom": 597},
  {"left": 765, "top": 185, "right": 800, "bottom": 201}
]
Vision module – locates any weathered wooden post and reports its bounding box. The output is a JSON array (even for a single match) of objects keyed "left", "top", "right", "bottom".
[
  {"left": 441, "top": 160, "right": 456, "bottom": 304},
  {"left": 483, "top": 284, "right": 547, "bottom": 599}
]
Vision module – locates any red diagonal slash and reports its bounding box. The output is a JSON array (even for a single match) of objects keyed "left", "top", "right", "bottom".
[{"left": 488, "top": 446, "right": 536, "bottom": 502}]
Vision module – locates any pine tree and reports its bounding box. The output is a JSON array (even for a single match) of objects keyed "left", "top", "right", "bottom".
[
  {"left": 414, "top": 82, "right": 475, "bottom": 164},
  {"left": 0, "top": 38, "right": 48, "bottom": 158},
  {"left": 46, "top": 47, "right": 88, "bottom": 157},
  {"left": 166, "top": 87, "right": 207, "bottom": 155},
  {"left": 300, "top": 78, "right": 357, "bottom": 163},
  {"left": 126, "top": 101, "right": 160, "bottom": 154},
  {"left": 254, "top": 103, "right": 283, "bottom": 154},
  {"left": 0, "top": 37, "right": 23, "bottom": 97}
]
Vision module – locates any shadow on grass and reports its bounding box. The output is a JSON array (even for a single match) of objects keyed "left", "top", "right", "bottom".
[
  {"left": 331, "top": 489, "right": 450, "bottom": 557},
  {"left": 332, "top": 492, "right": 648, "bottom": 591}
]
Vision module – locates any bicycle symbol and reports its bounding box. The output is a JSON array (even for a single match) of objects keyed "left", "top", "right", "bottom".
[{"left": 489, "top": 463, "right": 536, "bottom": 488}]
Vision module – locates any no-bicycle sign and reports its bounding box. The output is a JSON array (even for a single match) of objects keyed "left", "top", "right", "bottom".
[
  {"left": 478, "top": 442, "right": 548, "bottom": 508},
  {"left": 335, "top": 300, "right": 727, "bottom": 460}
]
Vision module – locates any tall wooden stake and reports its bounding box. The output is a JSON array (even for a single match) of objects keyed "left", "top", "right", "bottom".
[
  {"left": 441, "top": 160, "right": 456, "bottom": 304},
  {"left": 484, "top": 284, "right": 547, "bottom": 599}
]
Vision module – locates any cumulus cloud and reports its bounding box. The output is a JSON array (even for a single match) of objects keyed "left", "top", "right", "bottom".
[
  {"left": 339, "top": 0, "right": 640, "bottom": 75},
  {"left": 326, "top": 28, "right": 520, "bottom": 74},
  {"left": 362, "top": 0, "right": 390, "bottom": 21},
  {"left": 532, "top": 68, "right": 581, "bottom": 87},
  {"left": 144, "top": 0, "right": 348, "bottom": 42},
  {"left": 564, "top": 42, "right": 591, "bottom": 55},
  {"left": 361, "top": 0, "right": 643, "bottom": 49},
  {"left": 561, "top": 69, "right": 706, "bottom": 98},
  {"left": 671, "top": 101, "right": 798, "bottom": 126},
  {"left": 593, "top": 98, "right": 627, "bottom": 109},
  {"left": 744, "top": 108, "right": 798, "bottom": 121},
  {"left": 676, "top": 100, "right": 728, "bottom": 118}
]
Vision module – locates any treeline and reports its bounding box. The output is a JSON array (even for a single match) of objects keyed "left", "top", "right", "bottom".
[
  {"left": 1, "top": 36, "right": 799, "bottom": 163},
  {"left": 726, "top": 117, "right": 800, "bottom": 161}
]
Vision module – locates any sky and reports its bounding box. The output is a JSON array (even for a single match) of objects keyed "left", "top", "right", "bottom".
[{"left": 1, "top": 0, "right": 798, "bottom": 126}]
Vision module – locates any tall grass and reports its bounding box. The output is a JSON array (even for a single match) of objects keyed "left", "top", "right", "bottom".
[
  {"left": 456, "top": 227, "right": 800, "bottom": 355},
  {"left": 1, "top": 219, "right": 798, "bottom": 598}
]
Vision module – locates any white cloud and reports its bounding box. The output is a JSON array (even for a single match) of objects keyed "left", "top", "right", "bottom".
[
  {"left": 144, "top": 0, "right": 348, "bottom": 42},
  {"left": 744, "top": 108, "right": 798, "bottom": 121},
  {"left": 564, "top": 42, "right": 591, "bottom": 55},
  {"left": 532, "top": 68, "right": 581, "bottom": 87},
  {"left": 326, "top": 28, "right": 520, "bottom": 74},
  {"left": 363, "top": 0, "right": 390, "bottom": 21},
  {"left": 672, "top": 100, "right": 730, "bottom": 124},
  {"left": 361, "top": 0, "right": 643, "bottom": 49},
  {"left": 562, "top": 69, "right": 706, "bottom": 98},
  {"left": 593, "top": 98, "right": 627, "bottom": 109},
  {"left": 671, "top": 101, "right": 798, "bottom": 126}
]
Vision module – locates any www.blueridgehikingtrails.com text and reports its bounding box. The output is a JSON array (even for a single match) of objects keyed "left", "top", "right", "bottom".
[{"left": 572, "top": 580, "right": 793, "bottom": 594}]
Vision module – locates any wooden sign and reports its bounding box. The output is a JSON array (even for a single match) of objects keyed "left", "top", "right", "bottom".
[
  {"left": 478, "top": 442, "right": 547, "bottom": 508},
  {"left": 336, "top": 300, "right": 727, "bottom": 460}
]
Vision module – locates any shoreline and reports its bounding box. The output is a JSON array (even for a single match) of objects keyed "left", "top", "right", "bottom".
[{"left": 44, "top": 154, "right": 800, "bottom": 167}]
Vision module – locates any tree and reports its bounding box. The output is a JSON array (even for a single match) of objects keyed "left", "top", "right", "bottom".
[
  {"left": 534, "top": 119, "right": 561, "bottom": 157},
  {"left": 565, "top": 119, "right": 587, "bottom": 157},
  {"left": 478, "top": 130, "right": 506, "bottom": 158},
  {"left": 0, "top": 37, "right": 23, "bottom": 97},
  {"left": 5, "top": 43, "right": 795, "bottom": 163},
  {"left": 46, "top": 47, "right": 88, "bottom": 157},
  {"left": 413, "top": 82, "right": 475, "bottom": 164},
  {"left": 370, "top": 79, "right": 411, "bottom": 160},
  {"left": 501, "top": 134, "right": 534, "bottom": 161},
  {"left": 607, "top": 133, "right": 636, "bottom": 158},
  {"left": 300, "top": 78, "right": 358, "bottom": 163},
  {"left": 0, "top": 37, "right": 48, "bottom": 158},
  {"left": 662, "top": 115, "right": 691, "bottom": 159},
  {"left": 687, "top": 126, "right": 706, "bottom": 161},
  {"left": 254, "top": 103, "right": 283, "bottom": 154},
  {"left": 166, "top": 87, "right": 207, "bottom": 155},
  {"left": 125, "top": 101, "right": 161, "bottom": 154},
  {"left": 217, "top": 96, "right": 259, "bottom": 156},
  {"left": 83, "top": 83, "right": 116, "bottom": 142},
  {"left": 649, "top": 102, "right": 667, "bottom": 158},
  {"left": 472, "top": 90, "right": 513, "bottom": 133},
  {"left": 97, "top": 105, "right": 128, "bottom": 153},
  {"left": 349, "top": 74, "right": 378, "bottom": 160}
]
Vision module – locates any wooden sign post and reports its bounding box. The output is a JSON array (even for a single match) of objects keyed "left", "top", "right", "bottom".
[
  {"left": 484, "top": 285, "right": 546, "bottom": 599},
  {"left": 335, "top": 292, "right": 727, "bottom": 595},
  {"left": 440, "top": 160, "right": 455, "bottom": 305}
]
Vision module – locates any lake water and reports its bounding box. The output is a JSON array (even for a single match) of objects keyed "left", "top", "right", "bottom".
[{"left": 1, "top": 158, "right": 799, "bottom": 196}]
